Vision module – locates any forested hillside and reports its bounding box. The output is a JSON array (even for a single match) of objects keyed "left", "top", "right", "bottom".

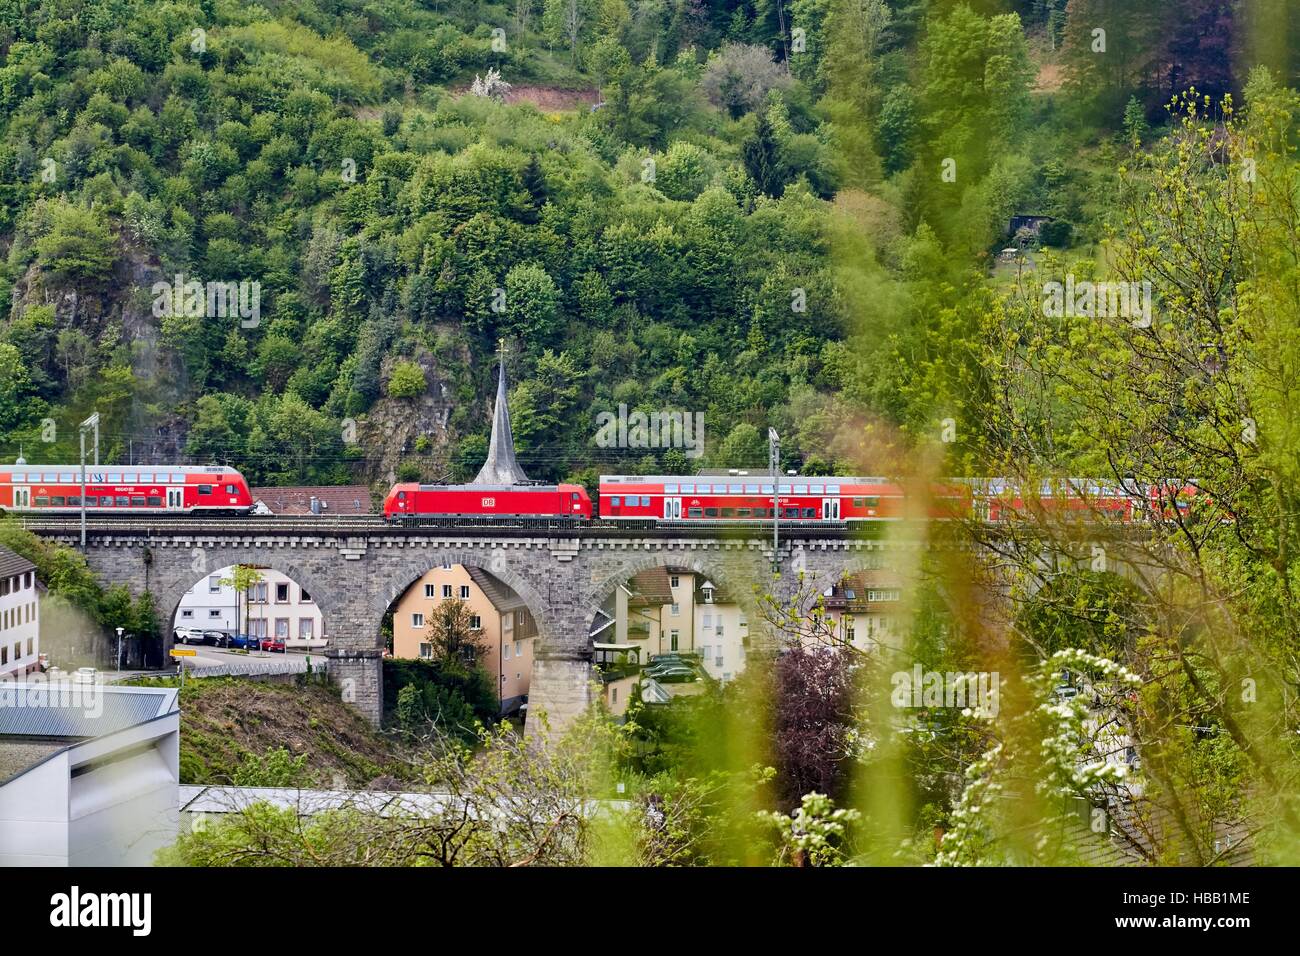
[{"left": 0, "top": 0, "right": 1280, "bottom": 488}]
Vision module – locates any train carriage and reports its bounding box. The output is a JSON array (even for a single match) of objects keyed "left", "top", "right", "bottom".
[
  {"left": 0, "top": 464, "right": 254, "bottom": 515},
  {"left": 598, "top": 475, "right": 972, "bottom": 523}
]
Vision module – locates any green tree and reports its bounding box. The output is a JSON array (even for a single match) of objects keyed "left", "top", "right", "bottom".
[{"left": 387, "top": 360, "right": 427, "bottom": 400}]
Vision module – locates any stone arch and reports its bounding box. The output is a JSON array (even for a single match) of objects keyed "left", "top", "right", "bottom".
[
  {"left": 154, "top": 545, "right": 337, "bottom": 643},
  {"left": 377, "top": 546, "right": 558, "bottom": 652},
  {"left": 580, "top": 548, "right": 769, "bottom": 651}
]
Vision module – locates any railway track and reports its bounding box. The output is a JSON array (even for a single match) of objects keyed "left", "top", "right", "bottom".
[{"left": 10, "top": 513, "right": 902, "bottom": 539}]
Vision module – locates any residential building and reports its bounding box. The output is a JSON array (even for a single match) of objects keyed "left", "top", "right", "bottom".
[
  {"left": 821, "top": 572, "right": 907, "bottom": 654},
  {"left": 391, "top": 563, "right": 537, "bottom": 715},
  {"left": 692, "top": 577, "right": 748, "bottom": 682},
  {"left": 0, "top": 683, "right": 180, "bottom": 865},
  {"left": 0, "top": 547, "right": 39, "bottom": 679},
  {"left": 176, "top": 565, "right": 325, "bottom": 648}
]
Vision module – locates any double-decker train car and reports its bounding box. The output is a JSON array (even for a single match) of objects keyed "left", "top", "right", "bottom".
[
  {"left": 383, "top": 482, "right": 593, "bottom": 520},
  {"left": 969, "top": 478, "right": 1143, "bottom": 523},
  {"left": 0, "top": 464, "right": 255, "bottom": 515},
  {"left": 598, "top": 475, "right": 972, "bottom": 522}
]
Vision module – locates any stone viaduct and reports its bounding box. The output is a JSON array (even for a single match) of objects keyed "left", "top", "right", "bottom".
[{"left": 29, "top": 520, "right": 911, "bottom": 731}]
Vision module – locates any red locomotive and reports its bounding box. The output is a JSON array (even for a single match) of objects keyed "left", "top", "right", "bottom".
[
  {"left": 0, "top": 464, "right": 255, "bottom": 515},
  {"left": 383, "top": 482, "right": 593, "bottom": 520}
]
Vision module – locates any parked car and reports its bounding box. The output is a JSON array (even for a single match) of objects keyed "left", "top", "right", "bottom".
[
  {"left": 260, "top": 638, "right": 286, "bottom": 653},
  {"left": 174, "top": 626, "right": 207, "bottom": 644},
  {"left": 226, "top": 633, "right": 260, "bottom": 650},
  {"left": 203, "top": 630, "right": 231, "bottom": 647}
]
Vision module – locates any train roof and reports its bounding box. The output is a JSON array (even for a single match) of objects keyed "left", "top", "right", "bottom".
[
  {"left": 599, "top": 474, "right": 894, "bottom": 484},
  {"left": 0, "top": 464, "right": 244, "bottom": 474}
]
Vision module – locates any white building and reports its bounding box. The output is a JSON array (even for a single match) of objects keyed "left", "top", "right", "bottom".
[
  {"left": 0, "top": 547, "right": 39, "bottom": 679},
  {"left": 176, "top": 565, "right": 326, "bottom": 648},
  {"left": 0, "top": 683, "right": 180, "bottom": 865}
]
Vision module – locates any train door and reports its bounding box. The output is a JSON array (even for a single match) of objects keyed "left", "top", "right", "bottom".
[
  {"left": 13, "top": 486, "right": 30, "bottom": 509},
  {"left": 663, "top": 496, "right": 682, "bottom": 520},
  {"left": 821, "top": 497, "right": 840, "bottom": 520},
  {"left": 167, "top": 487, "right": 184, "bottom": 511}
]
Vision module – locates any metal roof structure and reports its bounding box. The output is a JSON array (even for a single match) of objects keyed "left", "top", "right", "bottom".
[
  {"left": 472, "top": 357, "right": 530, "bottom": 486},
  {"left": 0, "top": 683, "right": 178, "bottom": 739}
]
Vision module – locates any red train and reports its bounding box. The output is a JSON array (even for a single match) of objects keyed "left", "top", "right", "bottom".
[
  {"left": 383, "top": 482, "right": 593, "bottom": 520},
  {"left": 598, "top": 474, "right": 970, "bottom": 522},
  {"left": 0, "top": 464, "right": 254, "bottom": 515}
]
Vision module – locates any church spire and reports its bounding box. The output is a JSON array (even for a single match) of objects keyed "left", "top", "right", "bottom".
[{"left": 473, "top": 339, "right": 530, "bottom": 485}]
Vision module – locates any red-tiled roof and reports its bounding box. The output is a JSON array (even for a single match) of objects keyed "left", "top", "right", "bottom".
[{"left": 251, "top": 486, "right": 373, "bottom": 515}]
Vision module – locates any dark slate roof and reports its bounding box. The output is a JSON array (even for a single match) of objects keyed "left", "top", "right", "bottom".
[
  {"left": 472, "top": 358, "right": 530, "bottom": 485},
  {"left": 0, "top": 684, "right": 178, "bottom": 740},
  {"left": 629, "top": 568, "right": 674, "bottom": 606},
  {"left": 0, "top": 546, "right": 36, "bottom": 579}
]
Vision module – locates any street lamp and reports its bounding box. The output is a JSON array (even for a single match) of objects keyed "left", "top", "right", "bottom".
[
  {"left": 78, "top": 413, "right": 99, "bottom": 548},
  {"left": 769, "top": 428, "right": 780, "bottom": 575},
  {"left": 115, "top": 626, "right": 124, "bottom": 672}
]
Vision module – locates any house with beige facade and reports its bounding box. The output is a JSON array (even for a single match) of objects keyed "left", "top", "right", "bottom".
[{"left": 391, "top": 563, "right": 537, "bottom": 715}]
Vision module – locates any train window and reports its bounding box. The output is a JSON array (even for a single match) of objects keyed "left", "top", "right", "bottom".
[
  {"left": 107, "top": 473, "right": 121, "bottom": 483},
  {"left": 43, "top": 473, "right": 56, "bottom": 482},
  {"left": 572, "top": 492, "right": 580, "bottom": 501},
  {"left": 131, "top": 496, "right": 146, "bottom": 507},
  {"left": 51, "top": 496, "right": 65, "bottom": 506},
  {"left": 681, "top": 484, "right": 694, "bottom": 494},
  {"left": 827, "top": 485, "right": 840, "bottom": 494},
  {"left": 803, "top": 508, "right": 817, "bottom": 518},
  {"left": 665, "top": 484, "right": 678, "bottom": 494},
  {"left": 198, "top": 485, "right": 213, "bottom": 495},
  {"left": 794, "top": 485, "right": 808, "bottom": 494},
  {"left": 138, "top": 473, "right": 152, "bottom": 483},
  {"left": 99, "top": 497, "right": 112, "bottom": 507},
  {"left": 60, "top": 472, "right": 74, "bottom": 483},
  {"left": 34, "top": 497, "right": 48, "bottom": 507},
  {"left": 696, "top": 483, "right": 709, "bottom": 493},
  {"left": 782, "top": 507, "right": 800, "bottom": 518},
  {"left": 68, "top": 496, "right": 81, "bottom": 506},
  {"left": 737, "top": 508, "right": 751, "bottom": 517},
  {"left": 744, "top": 484, "right": 759, "bottom": 494},
  {"left": 640, "top": 496, "right": 650, "bottom": 506},
  {"left": 704, "top": 508, "right": 719, "bottom": 517},
  {"left": 687, "top": 507, "right": 703, "bottom": 517},
  {"left": 762, "top": 484, "right": 774, "bottom": 494},
  {"left": 85, "top": 497, "right": 98, "bottom": 506},
  {"left": 397, "top": 491, "right": 406, "bottom": 500},
  {"left": 779, "top": 484, "right": 792, "bottom": 494},
  {"left": 147, "top": 496, "right": 162, "bottom": 506},
  {"left": 124, "top": 474, "right": 137, "bottom": 483},
  {"left": 853, "top": 497, "right": 866, "bottom": 507},
  {"left": 115, "top": 496, "right": 129, "bottom": 507},
  {"left": 811, "top": 484, "right": 824, "bottom": 494},
  {"left": 610, "top": 497, "right": 620, "bottom": 507},
  {"left": 865, "top": 497, "right": 879, "bottom": 507},
  {"left": 722, "top": 508, "right": 736, "bottom": 517},
  {"left": 226, "top": 484, "right": 237, "bottom": 495},
  {"left": 728, "top": 484, "right": 742, "bottom": 493}
]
